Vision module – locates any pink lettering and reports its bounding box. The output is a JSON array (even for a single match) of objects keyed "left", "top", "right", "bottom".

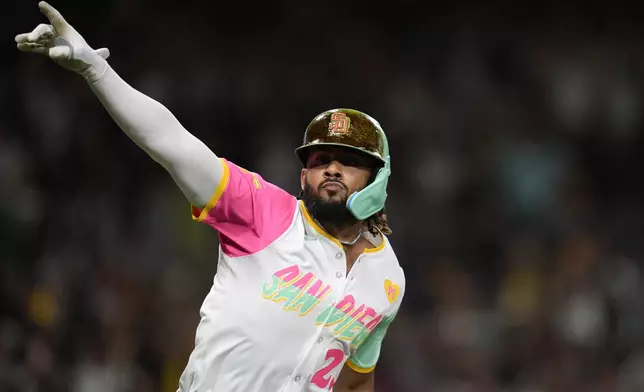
[
  {"left": 334, "top": 295, "right": 355, "bottom": 314},
  {"left": 349, "top": 304, "right": 365, "bottom": 319},
  {"left": 357, "top": 307, "right": 376, "bottom": 326},
  {"left": 293, "top": 272, "right": 314, "bottom": 290},
  {"left": 306, "top": 279, "right": 332, "bottom": 299},
  {"left": 364, "top": 314, "right": 383, "bottom": 331},
  {"left": 273, "top": 265, "right": 300, "bottom": 283},
  {"left": 306, "top": 280, "right": 322, "bottom": 295},
  {"left": 316, "top": 285, "right": 331, "bottom": 299}
]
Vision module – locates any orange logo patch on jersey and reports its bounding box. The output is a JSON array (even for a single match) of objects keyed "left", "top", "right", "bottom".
[
  {"left": 328, "top": 112, "right": 351, "bottom": 134},
  {"left": 384, "top": 279, "right": 400, "bottom": 303}
]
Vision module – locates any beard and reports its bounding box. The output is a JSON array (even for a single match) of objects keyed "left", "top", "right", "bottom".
[{"left": 302, "top": 180, "right": 358, "bottom": 229}]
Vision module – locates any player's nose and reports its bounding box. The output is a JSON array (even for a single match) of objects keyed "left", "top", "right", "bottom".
[{"left": 324, "top": 160, "right": 343, "bottom": 178}]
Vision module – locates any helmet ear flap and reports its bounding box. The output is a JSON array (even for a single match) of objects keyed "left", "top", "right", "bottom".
[
  {"left": 346, "top": 120, "right": 390, "bottom": 221},
  {"left": 346, "top": 161, "right": 390, "bottom": 220}
]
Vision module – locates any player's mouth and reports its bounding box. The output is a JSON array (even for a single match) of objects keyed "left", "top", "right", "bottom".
[{"left": 321, "top": 181, "right": 346, "bottom": 192}]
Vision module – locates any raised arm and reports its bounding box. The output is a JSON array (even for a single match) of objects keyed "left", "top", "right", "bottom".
[
  {"left": 15, "top": 2, "right": 221, "bottom": 208},
  {"left": 88, "top": 64, "right": 222, "bottom": 208}
]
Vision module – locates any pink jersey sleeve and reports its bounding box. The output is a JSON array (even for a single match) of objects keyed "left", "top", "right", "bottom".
[{"left": 191, "top": 158, "right": 297, "bottom": 257}]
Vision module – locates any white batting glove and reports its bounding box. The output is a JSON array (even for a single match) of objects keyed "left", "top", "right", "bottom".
[{"left": 15, "top": 1, "right": 110, "bottom": 82}]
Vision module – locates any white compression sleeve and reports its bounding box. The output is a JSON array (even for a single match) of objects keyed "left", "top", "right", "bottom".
[{"left": 87, "top": 65, "right": 223, "bottom": 209}]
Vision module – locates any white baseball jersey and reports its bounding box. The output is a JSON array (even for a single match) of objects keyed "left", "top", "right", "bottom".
[{"left": 178, "top": 158, "right": 406, "bottom": 392}]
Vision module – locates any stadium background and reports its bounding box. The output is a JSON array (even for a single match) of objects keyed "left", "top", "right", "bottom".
[{"left": 3, "top": 1, "right": 644, "bottom": 391}]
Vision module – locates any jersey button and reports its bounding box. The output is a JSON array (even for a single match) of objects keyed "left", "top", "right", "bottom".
[
  {"left": 294, "top": 375, "right": 302, "bottom": 382},
  {"left": 317, "top": 336, "right": 323, "bottom": 343},
  {"left": 335, "top": 252, "right": 343, "bottom": 259},
  {"left": 335, "top": 271, "right": 343, "bottom": 278}
]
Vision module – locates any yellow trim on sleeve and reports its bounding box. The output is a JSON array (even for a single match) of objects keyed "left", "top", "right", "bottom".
[
  {"left": 191, "top": 159, "right": 231, "bottom": 222},
  {"left": 345, "top": 358, "right": 376, "bottom": 374}
]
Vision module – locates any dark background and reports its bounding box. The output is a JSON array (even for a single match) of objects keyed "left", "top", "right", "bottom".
[{"left": 2, "top": 1, "right": 644, "bottom": 391}]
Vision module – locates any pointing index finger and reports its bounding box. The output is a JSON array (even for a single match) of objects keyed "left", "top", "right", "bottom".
[{"left": 38, "top": 2, "right": 68, "bottom": 32}]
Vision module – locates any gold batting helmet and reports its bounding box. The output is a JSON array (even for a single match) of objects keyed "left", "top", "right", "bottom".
[{"left": 295, "top": 108, "right": 391, "bottom": 220}]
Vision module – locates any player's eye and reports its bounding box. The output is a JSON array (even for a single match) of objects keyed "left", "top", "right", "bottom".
[
  {"left": 338, "top": 153, "right": 370, "bottom": 168},
  {"left": 308, "top": 153, "right": 331, "bottom": 168},
  {"left": 309, "top": 152, "right": 368, "bottom": 168},
  {"left": 316, "top": 154, "right": 332, "bottom": 166},
  {"left": 338, "top": 156, "right": 359, "bottom": 167}
]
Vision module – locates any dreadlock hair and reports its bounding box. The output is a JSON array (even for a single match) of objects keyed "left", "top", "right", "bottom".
[{"left": 368, "top": 210, "right": 392, "bottom": 236}]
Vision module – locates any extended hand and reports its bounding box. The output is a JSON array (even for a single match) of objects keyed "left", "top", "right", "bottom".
[{"left": 15, "top": 1, "right": 110, "bottom": 82}]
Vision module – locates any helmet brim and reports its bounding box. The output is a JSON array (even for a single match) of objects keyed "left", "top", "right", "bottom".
[{"left": 295, "top": 142, "right": 386, "bottom": 168}]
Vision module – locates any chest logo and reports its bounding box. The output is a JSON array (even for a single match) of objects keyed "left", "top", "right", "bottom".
[
  {"left": 384, "top": 279, "right": 400, "bottom": 303},
  {"left": 261, "top": 265, "right": 384, "bottom": 349}
]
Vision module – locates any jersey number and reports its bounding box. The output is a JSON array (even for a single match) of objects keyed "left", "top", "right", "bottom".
[{"left": 310, "top": 348, "right": 344, "bottom": 390}]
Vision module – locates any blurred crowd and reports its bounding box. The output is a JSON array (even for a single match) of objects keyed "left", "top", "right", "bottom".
[{"left": 2, "top": 1, "right": 644, "bottom": 391}]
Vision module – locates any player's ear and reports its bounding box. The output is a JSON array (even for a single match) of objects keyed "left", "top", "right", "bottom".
[{"left": 300, "top": 169, "right": 307, "bottom": 191}]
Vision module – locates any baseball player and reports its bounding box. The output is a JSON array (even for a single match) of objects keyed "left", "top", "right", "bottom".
[{"left": 16, "top": 3, "right": 406, "bottom": 391}]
